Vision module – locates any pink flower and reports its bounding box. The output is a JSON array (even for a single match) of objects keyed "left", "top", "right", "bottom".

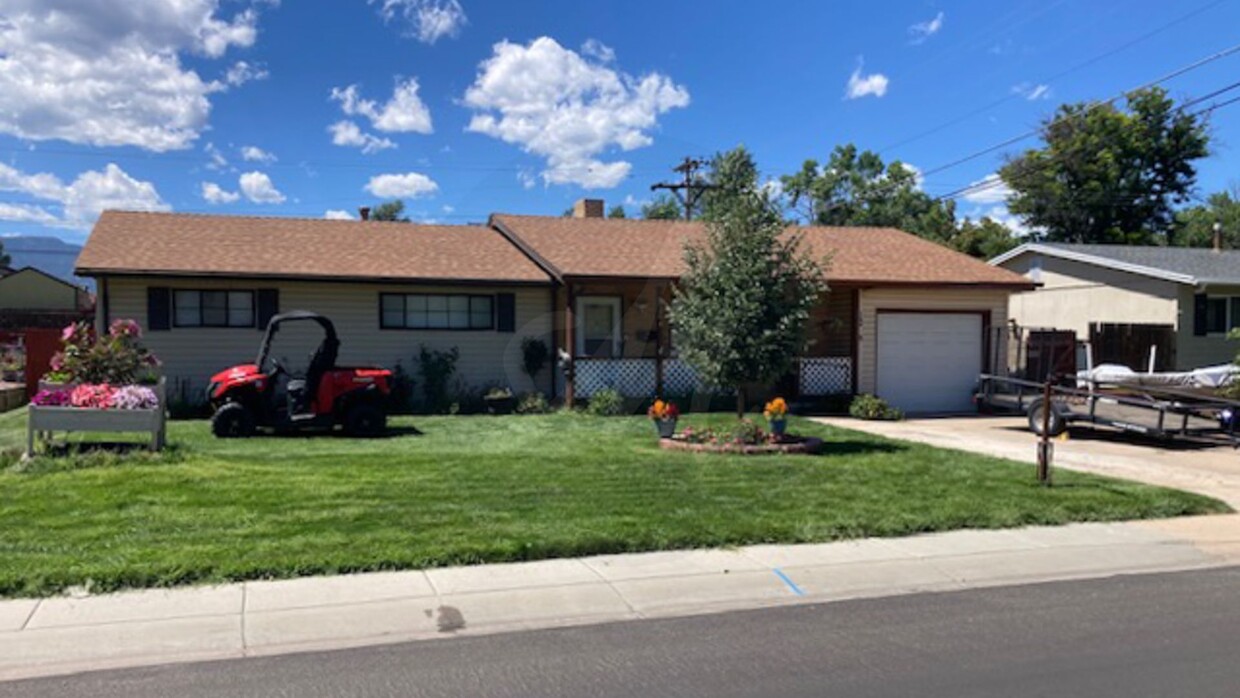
[
  {"left": 49, "top": 352, "right": 64, "bottom": 371},
  {"left": 109, "top": 319, "right": 142, "bottom": 339},
  {"left": 61, "top": 324, "right": 77, "bottom": 342}
]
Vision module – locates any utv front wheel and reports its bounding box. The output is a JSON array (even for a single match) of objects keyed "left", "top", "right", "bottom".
[
  {"left": 211, "top": 402, "right": 255, "bottom": 438},
  {"left": 344, "top": 402, "right": 386, "bottom": 437}
]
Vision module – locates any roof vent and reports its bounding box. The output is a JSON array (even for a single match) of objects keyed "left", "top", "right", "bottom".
[
  {"left": 1213, "top": 222, "right": 1223, "bottom": 253},
  {"left": 359, "top": 206, "right": 371, "bottom": 221},
  {"left": 571, "top": 199, "right": 604, "bottom": 219}
]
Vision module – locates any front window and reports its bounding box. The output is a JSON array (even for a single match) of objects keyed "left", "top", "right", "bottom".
[
  {"left": 174, "top": 290, "right": 255, "bottom": 328},
  {"left": 380, "top": 294, "right": 494, "bottom": 330},
  {"left": 1205, "top": 296, "right": 1240, "bottom": 335}
]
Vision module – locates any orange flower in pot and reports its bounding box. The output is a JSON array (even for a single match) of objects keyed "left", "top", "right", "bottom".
[
  {"left": 647, "top": 399, "right": 681, "bottom": 439},
  {"left": 763, "top": 397, "right": 788, "bottom": 438}
]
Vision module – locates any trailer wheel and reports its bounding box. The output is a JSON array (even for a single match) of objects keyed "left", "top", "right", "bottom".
[
  {"left": 1027, "top": 399, "right": 1066, "bottom": 437},
  {"left": 211, "top": 402, "right": 255, "bottom": 438}
]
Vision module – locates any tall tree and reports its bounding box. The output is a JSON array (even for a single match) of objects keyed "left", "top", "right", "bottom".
[
  {"left": 1174, "top": 189, "right": 1240, "bottom": 249},
  {"left": 607, "top": 204, "right": 627, "bottom": 219},
  {"left": 781, "top": 144, "right": 958, "bottom": 243},
  {"left": 1000, "top": 87, "right": 1209, "bottom": 244},
  {"left": 372, "top": 200, "right": 410, "bottom": 222},
  {"left": 950, "top": 217, "right": 1020, "bottom": 260},
  {"left": 0, "top": 239, "right": 8, "bottom": 268},
  {"left": 641, "top": 195, "right": 682, "bottom": 220},
  {"left": 669, "top": 180, "right": 827, "bottom": 417}
]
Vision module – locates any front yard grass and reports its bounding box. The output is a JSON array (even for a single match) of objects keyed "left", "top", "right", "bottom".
[{"left": 0, "top": 410, "right": 1227, "bottom": 597}]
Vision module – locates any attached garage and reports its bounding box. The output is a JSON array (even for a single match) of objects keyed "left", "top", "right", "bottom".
[{"left": 875, "top": 311, "right": 984, "bottom": 414}]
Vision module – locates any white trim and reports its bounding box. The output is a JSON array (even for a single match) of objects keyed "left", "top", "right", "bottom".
[
  {"left": 574, "top": 296, "right": 622, "bottom": 357},
  {"left": 989, "top": 243, "right": 1199, "bottom": 286}
]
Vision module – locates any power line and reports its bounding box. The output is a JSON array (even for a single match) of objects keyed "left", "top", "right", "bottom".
[{"left": 878, "top": 0, "right": 1228, "bottom": 154}]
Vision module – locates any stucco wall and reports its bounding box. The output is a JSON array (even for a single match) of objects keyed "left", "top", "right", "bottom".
[
  {"left": 856, "top": 286, "right": 1011, "bottom": 395},
  {"left": 1000, "top": 253, "right": 1179, "bottom": 335},
  {"left": 103, "top": 276, "right": 555, "bottom": 402}
]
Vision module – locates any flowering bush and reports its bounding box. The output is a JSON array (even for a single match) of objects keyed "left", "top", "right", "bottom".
[
  {"left": 647, "top": 399, "right": 680, "bottom": 422},
  {"left": 111, "top": 385, "right": 159, "bottom": 410},
  {"left": 48, "top": 319, "right": 160, "bottom": 385},
  {"left": 70, "top": 383, "right": 115, "bottom": 409},
  {"left": 763, "top": 397, "right": 788, "bottom": 422},
  {"left": 31, "top": 388, "right": 71, "bottom": 406}
]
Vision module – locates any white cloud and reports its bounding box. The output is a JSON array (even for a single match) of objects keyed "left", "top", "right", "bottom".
[
  {"left": 845, "top": 59, "right": 888, "bottom": 99},
  {"left": 442, "top": 204, "right": 455, "bottom": 213},
  {"left": 1012, "top": 82, "right": 1051, "bottom": 101},
  {"left": 324, "top": 209, "right": 354, "bottom": 220},
  {"left": 0, "top": 162, "right": 168, "bottom": 229},
  {"left": 364, "top": 172, "right": 440, "bottom": 198},
  {"left": 205, "top": 142, "right": 229, "bottom": 170},
  {"left": 330, "top": 79, "right": 433, "bottom": 134},
  {"left": 225, "top": 60, "right": 269, "bottom": 87},
  {"left": 239, "top": 171, "right": 285, "bottom": 204},
  {"left": 371, "top": 0, "right": 467, "bottom": 44},
  {"left": 463, "top": 37, "right": 690, "bottom": 189},
  {"left": 240, "top": 145, "right": 277, "bottom": 163},
  {"left": 0, "top": 1, "right": 270, "bottom": 151},
  {"left": 201, "top": 181, "right": 240, "bottom": 204},
  {"left": 909, "top": 11, "right": 944, "bottom": 43},
  {"left": 581, "top": 39, "right": 616, "bottom": 63},
  {"left": 328, "top": 120, "right": 396, "bottom": 154},
  {"left": 966, "top": 204, "right": 1032, "bottom": 239},
  {"left": 962, "top": 173, "right": 1012, "bottom": 204}
]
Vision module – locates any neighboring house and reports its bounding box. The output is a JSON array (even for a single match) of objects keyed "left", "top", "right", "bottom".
[
  {"left": 0, "top": 266, "right": 93, "bottom": 330},
  {"left": 992, "top": 243, "right": 1240, "bottom": 370},
  {"left": 76, "top": 204, "right": 1033, "bottom": 413}
]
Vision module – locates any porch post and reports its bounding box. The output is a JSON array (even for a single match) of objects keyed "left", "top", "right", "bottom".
[
  {"left": 654, "top": 282, "right": 664, "bottom": 398},
  {"left": 564, "top": 282, "right": 576, "bottom": 408}
]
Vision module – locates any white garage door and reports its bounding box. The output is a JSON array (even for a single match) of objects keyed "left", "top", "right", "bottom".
[{"left": 876, "top": 312, "right": 982, "bottom": 414}]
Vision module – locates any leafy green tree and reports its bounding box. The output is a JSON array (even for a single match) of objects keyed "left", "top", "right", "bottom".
[
  {"left": 1000, "top": 87, "right": 1209, "bottom": 244},
  {"left": 669, "top": 182, "right": 827, "bottom": 417},
  {"left": 1174, "top": 190, "right": 1240, "bottom": 249},
  {"left": 641, "top": 195, "right": 682, "bottom": 220},
  {"left": 0, "top": 239, "right": 8, "bottom": 268},
  {"left": 781, "top": 144, "right": 957, "bottom": 243},
  {"left": 950, "top": 217, "right": 1020, "bottom": 259},
  {"left": 607, "top": 204, "right": 627, "bottom": 219},
  {"left": 372, "top": 200, "right": 410, "bottom": 222}
]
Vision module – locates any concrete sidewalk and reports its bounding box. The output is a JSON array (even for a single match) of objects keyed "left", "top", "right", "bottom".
[{"left": 3, "top": 516, "right": 1239, "bottom": 682}]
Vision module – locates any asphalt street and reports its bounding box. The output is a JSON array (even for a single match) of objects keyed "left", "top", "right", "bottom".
[{"left": 7, "top": 567, "right": 1240, "bottom": 698}]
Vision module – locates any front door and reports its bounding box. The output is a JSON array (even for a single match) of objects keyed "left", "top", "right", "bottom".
[{"left": 576, "top": 296, "right": 622, "bottom": 358}]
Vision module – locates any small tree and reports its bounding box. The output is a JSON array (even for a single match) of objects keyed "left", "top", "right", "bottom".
[
  {"left": 669, "top": 189, "right": 827, "bottom": 417},
  {"left": 372, "top": 200, "right": 410, "bottom": 222},
  {"left": 520, "top": 337, "right": 549, "bottom": 386},
  {"left": 607, "top": 205, "right": 627, "bottom": 219}
]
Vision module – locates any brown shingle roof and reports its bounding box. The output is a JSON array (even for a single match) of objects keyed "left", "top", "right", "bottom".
[
  {"left": 492, "top": 214, "right": 1034, "bottom": 288},
  {"left": 76, "top": 211, "right": 551, "bottom": 284}
]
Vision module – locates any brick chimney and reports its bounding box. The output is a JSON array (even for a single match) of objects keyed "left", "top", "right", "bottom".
[
  {"left": 572, "top": 198, "right": 604, "bottom": 219},
  {"left": 358, "top": 206, "right": 371, "bottom": 221}
]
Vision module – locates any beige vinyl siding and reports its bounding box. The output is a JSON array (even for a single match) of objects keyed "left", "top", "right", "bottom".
[
  {"left": 856, "top": 287, "right": 1011, "bottom": 395},
  {"left": 104, "top": 276, "right": 554, "bottom": 402},
  {"left": 0, "top": 269, "right": 80, "bottom": 310},
  {"left": 1176, "top": 283, "right": 1240, "bottom": 369},
  {"left": 1001, "top": 253, "right": 1179, "bottom": 335}
]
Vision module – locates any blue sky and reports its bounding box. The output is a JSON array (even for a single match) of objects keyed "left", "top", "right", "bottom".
[{"left": 3, "top": 0, "right": 1240, "bottom": 243}]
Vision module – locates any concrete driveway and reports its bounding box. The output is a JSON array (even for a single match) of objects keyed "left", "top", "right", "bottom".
[{"left": 812, "top": 415, "right": 1240, "bottom": 508}]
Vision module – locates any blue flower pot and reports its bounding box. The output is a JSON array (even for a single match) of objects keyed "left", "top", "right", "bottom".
[
  {"left": 656, "top": 419, "right": 677, "bottom": 439},
  {"left": 769, "top": 419, "right": 787, "bottom": 437}
]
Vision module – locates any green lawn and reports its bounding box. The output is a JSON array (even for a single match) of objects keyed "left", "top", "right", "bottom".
[{"left": 0, "top": 410, "right": 1227, "bottom": 597}]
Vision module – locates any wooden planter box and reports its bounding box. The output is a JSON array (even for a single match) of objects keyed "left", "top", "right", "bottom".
[{"left": 26, "top": 378, "right": 167, "bottom": 457}]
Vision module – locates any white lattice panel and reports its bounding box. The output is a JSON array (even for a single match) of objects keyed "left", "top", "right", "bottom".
[
  {"left": 573, "top": 358, "right": 658, "bottom": 398},
  {"left": 799, "top": 357, "right": 852, "bottom": 396}
]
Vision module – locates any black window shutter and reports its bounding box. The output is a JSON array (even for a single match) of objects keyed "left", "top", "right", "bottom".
[
  {"left": 1193, "top": 293, "right": 1208, "bottom": 336},
  {"left": 147, "top": 287, "right": 171, "bottom": 331},
  {"left": 256, "top": 289, "right": 279, "bottom": 329},
  {"left": 496, "top": 293, "right": 516, "bottom": 333}
]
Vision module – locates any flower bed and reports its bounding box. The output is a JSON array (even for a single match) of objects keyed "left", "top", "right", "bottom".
[
  {"left": 660, "top": 433, "right": 823, "bottom": 455},
  {"left": 24, "top": 319, "right": 166, "bottom": 457}
]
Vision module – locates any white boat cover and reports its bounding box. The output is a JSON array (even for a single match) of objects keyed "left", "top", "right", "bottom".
[{"left": 1077, "top": 363, "right": 1238, "bottom": 390}]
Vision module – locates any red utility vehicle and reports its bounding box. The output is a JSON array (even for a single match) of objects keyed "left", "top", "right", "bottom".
[{"left": 207, "top": 311, "right": 391, "bottom": 437}]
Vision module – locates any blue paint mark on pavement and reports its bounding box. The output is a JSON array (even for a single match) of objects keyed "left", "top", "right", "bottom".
[{"left": 773, "top": 568, "right": 805, "bottom": 596}]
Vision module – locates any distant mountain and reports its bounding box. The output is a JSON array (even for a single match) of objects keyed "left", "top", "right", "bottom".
[{"left": 0, "top": 235, "right": 91, "bottom": 289}]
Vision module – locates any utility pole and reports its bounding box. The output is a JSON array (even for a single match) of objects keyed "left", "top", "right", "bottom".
[{"left": 651, "top": 156, "right": 717, "bottom": 221}]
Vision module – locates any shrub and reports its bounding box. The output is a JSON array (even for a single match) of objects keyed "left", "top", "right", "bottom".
[
  {"left": 417, "top": 345, "right": 459, "bottom": 413},
  {"left": 521, "top": 338, "right": 549, "bottom": 385},
  {"left": 386, "top": 362, "right": 416, "bottom": 414},
  {"left": 50, "top": 319, "right": 160, "bottom": 385},
  {"left": 728, "top": 418, "right": 767, "bottom": 444},
  {"left": 849, "top": 394, "right": 904, "bottom": 421},
  {"left": 516, "top": 392, "right": 551, "bottom": 414},
  {"left": 585, "top": 388, "right": 625, "bottom": 416}
]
